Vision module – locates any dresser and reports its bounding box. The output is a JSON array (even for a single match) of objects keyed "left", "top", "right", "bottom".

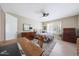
[
  {"left": 62, "top": 28, "right": 76, "bottom": 43},
  {"left": 77, "top": 38, "right": 79, "bottom": 55},
  {"left": 21, "top": 32, "right": 36, "bottom": 40}
]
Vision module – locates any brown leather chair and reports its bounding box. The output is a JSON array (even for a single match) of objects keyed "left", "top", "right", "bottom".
[{"left": 17, "top": 37, "right": 43, "bottom": 56}]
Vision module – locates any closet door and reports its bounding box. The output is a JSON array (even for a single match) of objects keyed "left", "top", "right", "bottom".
[{"left": 5, "top": 13, "right": 17, "bottom": 40}]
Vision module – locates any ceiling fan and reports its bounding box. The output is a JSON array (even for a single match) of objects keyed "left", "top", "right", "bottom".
[
  {"left": 40, "top": 9, "right": 49, "bottom": 17},
  {"left": 35, "top": 9, "right": 49, "bottom": 18}
]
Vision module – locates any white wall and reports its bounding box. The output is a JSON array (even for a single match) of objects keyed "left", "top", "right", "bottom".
[
  {"left": 17, "top": 16, "right": 42, "bottom": 37},
  {"left": 43, "top": 15, "right": 79, "bottom": 35},
  {"left": 61, "top": 16, "right": 78, "bottom": 29},
  {"left": 0, "top": 6, "right": 5, "bottom": 41},
  {"left": 77, "top": 15, "right": 79, "bottom": 29},
  {"left": 18, "top": 16, "right": 42, "bottom": 32}
]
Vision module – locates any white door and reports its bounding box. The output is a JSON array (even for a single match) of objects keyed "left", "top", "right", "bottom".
[{"left": 5, "top": 13, "right": 17, "bottom": 40}]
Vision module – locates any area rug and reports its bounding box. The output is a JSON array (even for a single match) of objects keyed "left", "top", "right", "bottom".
[
  {"left": 0, "top": 43, "right": 21, "bottom": 56},
  {"left": 42, "top": 39, "right": 56, "bottom": 56}
]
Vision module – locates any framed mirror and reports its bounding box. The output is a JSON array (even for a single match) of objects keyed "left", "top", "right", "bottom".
[{"left": 23, "top": 24, "right": 30, "bottom": 31}]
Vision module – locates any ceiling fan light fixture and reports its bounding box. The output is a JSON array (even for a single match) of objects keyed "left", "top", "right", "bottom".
[{"left": 43, "top": 13, "right": 49, "bottom": 17}]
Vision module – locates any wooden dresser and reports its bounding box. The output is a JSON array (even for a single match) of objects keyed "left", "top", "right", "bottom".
[
  {"left": 77, "top": 38, "right": 79, "bottom": 56},
  {"left": 62, "top": 28, "right": 76, "bottom": 43},
  {"left": 21, "top": 32, "right": 36, "bottom": 40}
]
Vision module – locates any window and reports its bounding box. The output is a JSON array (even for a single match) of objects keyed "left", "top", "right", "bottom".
[{"left": 47, "top": 21, "right": 61, "bottom": 34}]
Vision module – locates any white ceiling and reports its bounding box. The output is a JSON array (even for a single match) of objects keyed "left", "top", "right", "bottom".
[{"left": 1, "top": 3, "right": 79, "bottom": 22}]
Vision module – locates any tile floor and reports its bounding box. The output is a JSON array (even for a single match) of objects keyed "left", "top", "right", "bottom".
[{"left": 49, "top": 39, "right": 77, "bottom": 56}]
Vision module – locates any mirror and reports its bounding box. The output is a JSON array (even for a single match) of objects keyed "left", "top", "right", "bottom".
[{"left": 23, "top": 24, "right": 30, "bottom": 31}]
